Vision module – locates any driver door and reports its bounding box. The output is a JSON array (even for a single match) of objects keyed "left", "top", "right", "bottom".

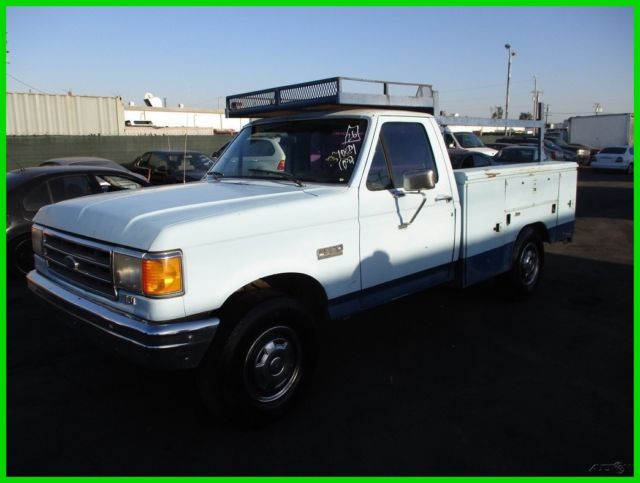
[{"left": 358, "top": 117, "right": 457, "bottom": 306}]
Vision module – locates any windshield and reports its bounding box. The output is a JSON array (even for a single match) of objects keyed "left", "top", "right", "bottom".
[
  {"left": 210, "top": 118, "right": 368, "bottom": 184},
  {"left": 454, "top": 132, "right": 485, "bottom": 148}
]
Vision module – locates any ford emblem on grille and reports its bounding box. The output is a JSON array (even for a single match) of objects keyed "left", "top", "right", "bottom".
[{"left": 63, "top": 255, "right": 80, "bottom": 271}]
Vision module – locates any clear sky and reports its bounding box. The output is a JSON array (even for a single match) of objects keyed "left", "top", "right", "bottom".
[{"left": 5, "top": 7, "right": 634, "bottom": 124}]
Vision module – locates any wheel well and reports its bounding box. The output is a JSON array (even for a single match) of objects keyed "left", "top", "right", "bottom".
[
  {"left": 525, "top": 222, "right": 549, "bottom": 243},
  {"left": 222, "top": 273, "right": 329, "bottom": 321}
]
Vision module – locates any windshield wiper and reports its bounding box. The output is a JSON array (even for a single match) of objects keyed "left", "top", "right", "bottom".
[{"left": 248, "top": 169, "right": 305, "bottom": 187}]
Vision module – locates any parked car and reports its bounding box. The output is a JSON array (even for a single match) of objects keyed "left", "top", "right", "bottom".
[
  {"left": 590, "top": 145, "right": 633, "bottom": 174},
  {"left": 40, "top": 156, "right": 127, "bottom": 171},
  {"left": 443, "top": 128, "right": 498, "bottom": 156},
  {"left": 128, "top": 150, "right": 215, "bottom": 184},
  {"left": 544, "top": 135, "right": 596, "bottom": 164},
  {"left": 494, "top": 136, "right": 573, "bottom": 161},
  {"left": 211, "top": 141, "right": 231, "bottom": 160},
  {"left": 6, "top": 166, "right": 150, "bottom": 276},
  {"left": 215, "top": 134, "right": 288, "bottom": 176},
  {"left": 493, "top": 145, "right": 550, "bottom": 164},
  {"left": 447, "top": 148, "right": 498, "bottom": 169}
]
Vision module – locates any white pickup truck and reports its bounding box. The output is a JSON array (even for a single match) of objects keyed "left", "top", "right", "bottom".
[{"left": 27, "top": 78, "right": 577, "bottom": 424}]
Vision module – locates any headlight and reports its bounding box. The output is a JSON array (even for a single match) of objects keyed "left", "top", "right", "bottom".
[
  {"left": 114, "top": 251, "right": 183, "bottom": 297},
  {"left": 114, "top": 253, "right": 143, "bottom": 293},
  {"left": 31, "top": 226, "right": 44, "bottom": 256}
]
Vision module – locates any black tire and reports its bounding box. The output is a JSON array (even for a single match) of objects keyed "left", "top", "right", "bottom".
[
  {"left": 627, "top": 163, "right": 633, "bottom": 175},
  {"left": 197, "top": 293, "right": 317, "bottom": 426},
  {"left": 8, "top": 234, "right": 34, "bottom": 278},
  {"left": 504, "top": 227, "right": 544, "bottom": 298}
]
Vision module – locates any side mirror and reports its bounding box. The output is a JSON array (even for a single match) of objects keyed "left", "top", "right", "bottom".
[{"left": 403, "top": 169, "right": 436, "bottom": 191}]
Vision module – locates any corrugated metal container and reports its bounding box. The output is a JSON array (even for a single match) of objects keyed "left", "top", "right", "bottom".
[
  {"left": 6, "top": 92, "right": 124, "bottom": 135},
  {"left": 568, "top": 113, "right": 634, "bottom": 148}
]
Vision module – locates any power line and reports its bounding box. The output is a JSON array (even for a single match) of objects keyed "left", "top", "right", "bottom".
[
  {"left": 439, "top": 79, "right": 529, "bottom": 93},
  {"left": 7, "top": 73, "right": 46, "bottom": 93}
]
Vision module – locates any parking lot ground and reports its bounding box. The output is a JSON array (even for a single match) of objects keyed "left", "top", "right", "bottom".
[{"left": 6, "top": 167, "right": 633, "bottom": 476}]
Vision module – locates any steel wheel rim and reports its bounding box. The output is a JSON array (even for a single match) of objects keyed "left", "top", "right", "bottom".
[
  {"left": 243, "top": 325, "right": 302, "bottom": 404},
  {"left": 520, "top": 242, "right": 540, "bottom": 287}
]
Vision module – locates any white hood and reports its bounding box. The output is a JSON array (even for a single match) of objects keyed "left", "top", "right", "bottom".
[{"left": 34, "top": 180, "right": 353, "bottom": 251}]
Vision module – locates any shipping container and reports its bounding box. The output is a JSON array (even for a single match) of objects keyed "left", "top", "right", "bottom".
[{"left": 567, "top": 113, "right": 633, "bottom": 148}]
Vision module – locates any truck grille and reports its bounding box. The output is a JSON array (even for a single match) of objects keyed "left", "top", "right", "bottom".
[{"left": 42, "top": 232, "right": 116, "bottom": 298}]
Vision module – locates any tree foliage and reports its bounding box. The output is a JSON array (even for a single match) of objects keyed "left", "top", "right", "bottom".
[{"left": 491, "top": 106, "right": 504, "bottom": 119}]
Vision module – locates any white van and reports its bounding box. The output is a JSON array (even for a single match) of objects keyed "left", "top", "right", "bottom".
[{"left": 443, "top": 126, "right": 498, "bottom": 156}]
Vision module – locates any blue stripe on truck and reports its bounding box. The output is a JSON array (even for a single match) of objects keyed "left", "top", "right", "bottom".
[{"left": 328, "top": 221, "right": 575, "bottom": 319}]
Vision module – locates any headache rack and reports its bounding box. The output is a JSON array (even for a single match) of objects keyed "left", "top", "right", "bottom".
[{"left": 225, "top": 77, "right": 438, "bottom": 118}]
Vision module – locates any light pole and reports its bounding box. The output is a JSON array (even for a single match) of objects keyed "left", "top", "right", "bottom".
[{"left": 504, "top": 43, "right": 516, "bottom": 134}]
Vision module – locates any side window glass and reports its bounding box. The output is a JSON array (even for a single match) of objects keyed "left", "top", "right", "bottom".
[
  {"left": 23, "top": 182, "right": 52, "bottom": 212},
  {"left": 48, "top": 175, "right": 93, "bottom": 203},
  {"left": 137, "top": 153, "right": 151, "bottom": 167},
  {"left": 444, "top": 133, "right": 455, "bottom": 148},
  {"left": 366, "top": 140, "right": 392, "bottom": 191},
  {"left": 149, "top": 153, "right": 168, "bottom": 170},
  {"left": 379, "top": 122, "right": 438, "bottom": 186}
]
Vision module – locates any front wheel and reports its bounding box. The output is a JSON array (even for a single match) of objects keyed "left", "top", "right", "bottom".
[
  {"left": 8, "top": 234, "right": 34, "bottom": 278},
  {"left": 627, "top": 163, "right": 633, "bottom": 175},
  {"left": 197, "top": 294, "right": 317, "bottom": 425}
]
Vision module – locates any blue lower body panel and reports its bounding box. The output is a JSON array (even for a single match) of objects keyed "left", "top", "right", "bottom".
[
  {"left": 328, "top": 221, "right": 575, "bottom": 319},
  {"left": 328, "top": 263, "right": 453, "bottom": 319}
]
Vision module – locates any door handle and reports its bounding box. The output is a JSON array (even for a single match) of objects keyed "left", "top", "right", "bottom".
[{"left": 435, "top": 195, "right": 453, "bottom": 202}]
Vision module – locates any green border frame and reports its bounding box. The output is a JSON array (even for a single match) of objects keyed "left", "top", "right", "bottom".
[{"left": 0, "top": 3, "right": 636, "bottom": 479}]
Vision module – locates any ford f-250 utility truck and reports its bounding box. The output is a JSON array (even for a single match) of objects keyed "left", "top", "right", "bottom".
[{"left": 27, "top": 78, "right": 577, "bottom": 424}]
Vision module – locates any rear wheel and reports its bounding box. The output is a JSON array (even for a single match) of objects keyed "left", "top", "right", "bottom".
[
  {"left": 504, "top": 227, "right": 544, "bottom": 297},
  {"left": 197, "top": 293, "right": 317, "bottom": 425}
]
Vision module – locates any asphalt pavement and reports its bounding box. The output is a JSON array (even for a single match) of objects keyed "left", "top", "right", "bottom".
[{"left": 6, "top": 167, "right": 633, "bottom": 476}]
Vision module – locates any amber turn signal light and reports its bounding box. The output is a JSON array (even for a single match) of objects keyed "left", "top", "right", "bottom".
[{"left": 142, "top": 256, "right": 183, "bottom": 296}]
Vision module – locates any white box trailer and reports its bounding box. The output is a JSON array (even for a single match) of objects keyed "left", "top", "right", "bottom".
[{"left": 568, "top": 113, "right": 633, "bottom": 148}]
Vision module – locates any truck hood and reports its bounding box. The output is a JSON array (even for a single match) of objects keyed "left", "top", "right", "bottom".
[
  {"left": 467, "top": 146, "right": 498, "bottom": 156},
  {"left": 34, "top": 180, "right": 354, "bottom": 251}
]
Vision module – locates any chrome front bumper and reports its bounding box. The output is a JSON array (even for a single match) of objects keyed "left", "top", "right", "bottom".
[{"left": 27, "top": 270, "right": 219, "bottom": 370}]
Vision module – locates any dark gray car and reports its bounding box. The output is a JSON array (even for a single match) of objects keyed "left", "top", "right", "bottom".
[{"left": 6, "top": 166, "right": 150, "bottom": 276}]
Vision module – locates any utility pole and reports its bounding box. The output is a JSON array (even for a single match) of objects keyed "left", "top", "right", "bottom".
[
  {"left": 545, "top": 104, "right": 550, "bottom": 126},
  {"left": 504, "top": 43, "right": 516, "bottom": 135},
  {"left": 531, "top": 76, "right": 543, "bottom": 135},
  {"left": 531, "top": 76, "right": 543, "bottom": 120}
]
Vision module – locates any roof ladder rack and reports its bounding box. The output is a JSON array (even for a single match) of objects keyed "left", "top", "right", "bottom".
[{"left": 225, "top": 77, "right": 438, "bottom": 118}]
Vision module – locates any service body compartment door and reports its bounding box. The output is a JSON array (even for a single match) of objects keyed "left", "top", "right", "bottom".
[
  {"left": 358, "top": 117, "right": 456, "bottom": 303},
  {"left": 555, "top": 169, "right": 577, "bottom": 241}
]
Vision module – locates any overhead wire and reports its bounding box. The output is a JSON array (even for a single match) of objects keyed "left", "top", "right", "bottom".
[{"left": 6, "top": 73, "right": 46, "bottom": 94}]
